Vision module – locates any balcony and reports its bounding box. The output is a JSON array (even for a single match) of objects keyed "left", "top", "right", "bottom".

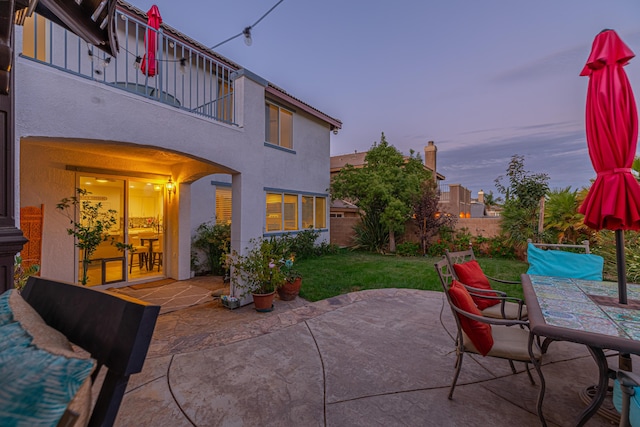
[{"left": 20, "top": 9, "right": 236, "bottom": 124}]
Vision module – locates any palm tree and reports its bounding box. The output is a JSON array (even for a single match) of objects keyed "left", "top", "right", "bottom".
[{"left": 544, "top": 187, "right": 592, "bottom": 244}]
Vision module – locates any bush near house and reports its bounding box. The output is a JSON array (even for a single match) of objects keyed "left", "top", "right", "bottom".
[{"left": 192, "top": 221, "right": 231, "bottom": 276}]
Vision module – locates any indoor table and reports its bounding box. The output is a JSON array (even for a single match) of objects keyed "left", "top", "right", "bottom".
[
  {"left": 522, "top": 274, "right": 640, "bottom": 426},
  {"left": 139, "top": 235, "right": 159, "bottom": 270}
]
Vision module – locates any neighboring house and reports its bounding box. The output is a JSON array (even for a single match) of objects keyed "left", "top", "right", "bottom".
[
  {"left": 14, "top": 2, "right": 341, "bottom": 288},
  {"left": 329, "top": 141, "right": 477, "bottom": 245},
  {"left": 470, "top": 202, "right": 488, "bottom": 218}
]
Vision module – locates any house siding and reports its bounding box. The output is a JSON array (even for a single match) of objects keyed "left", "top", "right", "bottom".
[{"left": 14, "top": 23, "right": 335, "bottom": 285}]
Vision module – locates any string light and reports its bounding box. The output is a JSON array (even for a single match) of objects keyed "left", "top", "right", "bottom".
[
  {"left": 210, "top": 0, "right": 283, "bottom": 50},
  {"left": 120, "top": 0, "right": 284, "bottom": 72},
  {"left": 87, "top": 48, "right": 112, "bottom": 74}
]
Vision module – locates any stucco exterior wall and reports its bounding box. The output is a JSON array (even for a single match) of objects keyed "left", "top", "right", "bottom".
[{"left": 15, "top": 53, "right": 333, "bottom": 283}]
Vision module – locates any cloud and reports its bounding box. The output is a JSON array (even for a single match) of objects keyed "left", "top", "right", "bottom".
[
  {"left": 489, "top": 30, "right": 640, "bottom": 87},
  {"left": 437, "top": 121, "right": 594, "bottom": 195}
]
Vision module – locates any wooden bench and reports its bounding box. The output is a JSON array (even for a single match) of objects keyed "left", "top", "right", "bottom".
[{"left": 21, "top": 277, "right": 160, "bottom": 427}]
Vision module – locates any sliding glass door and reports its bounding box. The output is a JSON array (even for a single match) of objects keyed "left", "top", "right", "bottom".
[{"left": 77, "top": 176, "right": 164, "bottom": 286}]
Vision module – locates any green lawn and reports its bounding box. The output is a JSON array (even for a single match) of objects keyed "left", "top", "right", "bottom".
[{"left": 295, "top": 250, "right": 529, "bottom": 302}]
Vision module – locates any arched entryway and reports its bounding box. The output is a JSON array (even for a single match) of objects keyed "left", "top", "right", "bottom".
[{"left": 20, "top": 137, "right": 236, "bottom": 287}]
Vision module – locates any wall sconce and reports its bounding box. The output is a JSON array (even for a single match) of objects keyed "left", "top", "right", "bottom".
[{"left": 166, "top": 177, "right": 176, "bottom": 201}]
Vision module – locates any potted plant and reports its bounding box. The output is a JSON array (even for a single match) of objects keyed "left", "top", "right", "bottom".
[
  {"left": 278, "top": 255, "right": 302, "bottom": 301},
  {"left": 228, "top": 238, "right": 285, "bottom": 312},
  {"left": 57, "top": 188, "right": 132, "bottom": 285}
]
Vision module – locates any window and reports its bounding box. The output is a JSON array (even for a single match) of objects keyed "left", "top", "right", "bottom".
[
  {"left": 265, "top": 102, "right": 293, "bottom": 149},
  {"left": 216, "top": 79, "right": 233, "bottom": 123},
  {"left": 266, "top": 193, "right": 297, "bottom": 232},
  {"left": 22, "top": 15, "right": 48, "bottom": 62},
  {"left": 302, "top": 196, "right": 327, "bottom": 229},
  {"left": 215, "top": 187, "right": 232, "bottom": 224},
  {"left": 302, "top": 196, "right": 314, "bottom": 229},
  {"left": 266, "top": 192, "right": 326, "bottom": 232},
  {"left": 266, "top": 193, "right": 282, "bottom": 232},
  {"left": 283, "top": 194, "right": 297, "bottom": 231},
  {"left": 315, "top": 197, "right": 327, "bottom": 228}
]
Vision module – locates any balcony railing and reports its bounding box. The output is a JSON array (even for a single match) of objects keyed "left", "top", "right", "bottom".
[
  {"left": 20, "top": 10, "right": 236, "bottom": 125},
  {"left": 438, "top": 183, "right": 450, "bottom": 203}
]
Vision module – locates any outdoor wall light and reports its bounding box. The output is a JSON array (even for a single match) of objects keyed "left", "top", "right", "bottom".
[{"left": 166, "top": 177, "right": 177, "bottom": 201}]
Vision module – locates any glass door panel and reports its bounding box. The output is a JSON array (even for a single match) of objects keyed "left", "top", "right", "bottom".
[
  {"left": 128, "top": 180, "right": 164, "bottom": 279},
  {"left": 78, "top": 176, "right": 125, "bottom": 286}
]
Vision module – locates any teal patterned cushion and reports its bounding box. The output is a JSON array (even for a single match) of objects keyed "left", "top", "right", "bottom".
[{"left": 0, "top": 290, "right": 95, "bottom": 427}]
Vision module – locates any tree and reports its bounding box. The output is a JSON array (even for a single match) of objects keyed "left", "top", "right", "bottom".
[
  {"left": 482, "top": 190, "right": 501, "bottom": 209},
  {"left": 494, "top": 155, "right": 549, "bottom": 249},
  {"left": 331, "top": 133, "right": 430, "bottom": 253},
  {"left": 57, "top": 188, "right": 131, "bottom": 285},
  {"left": 412, "top": 180, "right": 457, "bottom": 254},
  {"left": 544, "top": 187, "right": 592, "bottom": 244}
]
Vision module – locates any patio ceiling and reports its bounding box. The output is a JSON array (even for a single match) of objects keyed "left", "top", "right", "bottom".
[{"left": 22, "top": 138, "right": 237, "bottom": 183}]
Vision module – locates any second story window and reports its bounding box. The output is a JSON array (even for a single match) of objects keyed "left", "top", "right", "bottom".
[{"left": 265, "top": 103, "right": 293, "bottom": 149}]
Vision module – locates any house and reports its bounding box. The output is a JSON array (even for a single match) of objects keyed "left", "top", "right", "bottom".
[{"left": 12, "top": 2, "right": 341, "bottom": 289}]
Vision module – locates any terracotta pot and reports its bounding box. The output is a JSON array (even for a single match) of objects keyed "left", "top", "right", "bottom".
[
  {"left": 277, "top": 278, "right": 302, "bottom": 301},
  {"left": 252, "top": 291, "right": 275, "bottom": 312}
]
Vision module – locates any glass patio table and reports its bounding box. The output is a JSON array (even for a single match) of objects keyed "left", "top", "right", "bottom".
[{"left": 522, "top": 274, "right": 640, "bottom": 426}]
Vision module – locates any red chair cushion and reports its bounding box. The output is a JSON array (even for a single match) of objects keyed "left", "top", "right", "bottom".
[
  {"left": 448, "top": 280, "right": 494, "bottom": 356},
  {"left": 453, "top": 260, "right": 500, "bottom": 310}
]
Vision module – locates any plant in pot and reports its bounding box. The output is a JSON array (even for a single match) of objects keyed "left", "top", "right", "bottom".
[
  {"left": 228, "top": 238, "right": 285, "bottom": 312},
  {"left": 278, "top": 255, "right": 302, "bottom": 301}
]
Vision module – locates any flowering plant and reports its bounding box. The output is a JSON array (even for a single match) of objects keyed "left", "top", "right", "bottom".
[
  {"left": 227, "top": 238, "right": 285, "bottom": 297},
  {"left": 280, "top": 255, "right": 302, "bottom": 282}
]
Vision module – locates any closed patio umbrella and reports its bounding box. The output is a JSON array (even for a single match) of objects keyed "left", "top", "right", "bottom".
[
  {"left": 140, "top": 5, "right": 162, "bottom": 77},
  {"left": 579, "top": 29, "right": 640, "bottom": 306}
]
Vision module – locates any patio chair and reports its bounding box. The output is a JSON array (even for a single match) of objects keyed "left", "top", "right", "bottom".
[
  {"left": 434, "top": 258, "right": 543, "bottom": 399},
  {"left": 613, "top": 370, "right": 640, "bottom": 427},
  {"left": 445, "top": 247, "right": 526, "bottom": 320}
]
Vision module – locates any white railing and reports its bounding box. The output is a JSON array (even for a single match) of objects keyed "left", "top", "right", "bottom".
[{"left": 20, "top": 10, "right": 236, "bottom": 124}]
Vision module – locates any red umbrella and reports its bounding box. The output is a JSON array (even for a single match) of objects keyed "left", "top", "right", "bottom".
[
  {"left": 579, "top": 29, "right": 640, "bottom": 305},
  {"left": 140, "top": 5, "right": 162, "bottom": 77}
]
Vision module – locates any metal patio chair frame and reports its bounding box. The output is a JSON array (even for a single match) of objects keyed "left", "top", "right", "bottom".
[
  {"left": 435, "top": 258, "right": 544, "bottom": 400},
  {"left": 444, "top": 247, "right": 526, "bottom": 320}
]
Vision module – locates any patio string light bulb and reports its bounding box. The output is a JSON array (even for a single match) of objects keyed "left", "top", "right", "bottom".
[{"left": 243, "top": 27, "right": 252, "bottom": 46}]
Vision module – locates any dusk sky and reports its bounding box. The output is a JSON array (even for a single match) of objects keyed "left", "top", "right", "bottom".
[{"left": 132, "top": 0, "right": 640, "bottom": 198}]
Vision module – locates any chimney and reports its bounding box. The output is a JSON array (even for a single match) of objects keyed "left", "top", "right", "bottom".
[
  {"left": 424, "top": 141, "right": 437, "bottom": 181},
  {"left": 478, "top": 189, "right": 484, "bottom": 203}
]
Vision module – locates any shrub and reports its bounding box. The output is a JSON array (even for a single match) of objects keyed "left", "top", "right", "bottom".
[
  {"left": 396, "top": 242, "right": 420, "bottom": 256},
  {"left": 352, "top": 212, "right": 389, "bottom": 253},
  {"left": 192, "top": 221, "right": 231, "bottom": 275}
]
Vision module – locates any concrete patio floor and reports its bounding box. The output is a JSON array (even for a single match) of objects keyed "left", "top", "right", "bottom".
[{"left": 112, "top": 278, "right": 623, "bottom": 426}]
